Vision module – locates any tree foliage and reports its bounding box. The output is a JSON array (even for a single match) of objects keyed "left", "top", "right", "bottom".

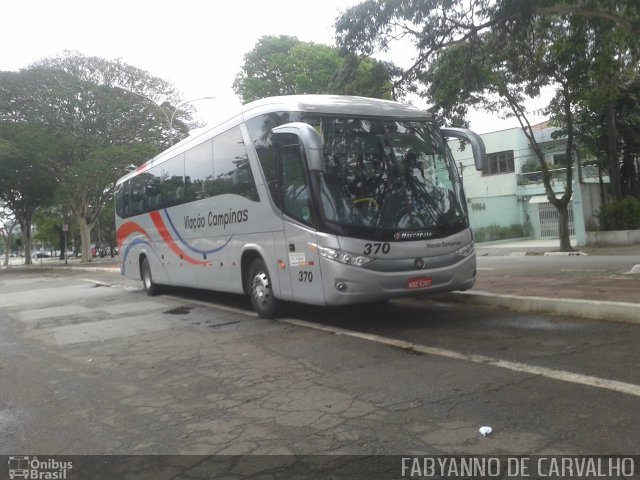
[
  {"left": 336, "top": 0, "right": 640, "bottom": 250},
  {"left": 233, "top": 35, "right": 395, "bottom": 103},
  {"left": 1, "top": 204, "right": 18, "bottom": 266},
  {"left": 0, "top": 123, "right": 60, "bottom": 262},
  {"left": 0, "top": 52, "right": 183, "bottom": 261}
]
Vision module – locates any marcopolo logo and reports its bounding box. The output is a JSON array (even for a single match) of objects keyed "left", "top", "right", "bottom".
[
  {"left": 7, "top": 456, "right": 72, "bottom": 479},
  {"left": 393, "top": 230, "right": 435, "bottom": 241}
]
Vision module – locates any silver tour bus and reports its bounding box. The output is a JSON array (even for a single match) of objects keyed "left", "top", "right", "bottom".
[{"left": 115, "top": 95, "right": 485, "bottom": 318}]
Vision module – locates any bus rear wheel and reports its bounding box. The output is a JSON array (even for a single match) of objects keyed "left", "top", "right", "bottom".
[
  {"left": 141, "top": 257, "right": 160, "bottom": 296},
  {"left": 248, "top": 258, "right": 278, "bottom": 319}
]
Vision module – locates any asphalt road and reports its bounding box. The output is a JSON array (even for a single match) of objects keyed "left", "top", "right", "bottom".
[{"left": 1, "top": 269, "right": 639, "bottom": 457}]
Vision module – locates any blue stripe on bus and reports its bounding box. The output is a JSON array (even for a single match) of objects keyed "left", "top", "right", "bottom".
[
  {"left": 121, "top": 237, "right": 153, "bottom": 275},
  {"left": 162, "top": 208, "right": 233, "bottom": 256}
]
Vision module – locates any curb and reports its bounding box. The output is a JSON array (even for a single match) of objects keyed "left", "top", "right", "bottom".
[
  {"left": 435, "top": 291, "right": 640, "bottom": 324},
  {"left": 2, "top": 264, "right": 120, "bottom": 274},
  {"left": 69, "top": 266, "right": 120, "bottom": 273},
  {"left": 543, "top": 251, "right": 588, "bottom": 256}
]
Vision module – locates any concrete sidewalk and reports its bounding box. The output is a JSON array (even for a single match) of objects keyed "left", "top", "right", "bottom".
[
  {"left": 475, "top": 236, "right": 640, "bottom": 257},
  {"left": 451, "top": 237, "right": 640, "bottom": 323}
]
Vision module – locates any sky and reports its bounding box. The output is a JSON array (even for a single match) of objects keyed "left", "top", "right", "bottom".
[{"left": 1, "top": 0, "right": 547, "bottom": 134}]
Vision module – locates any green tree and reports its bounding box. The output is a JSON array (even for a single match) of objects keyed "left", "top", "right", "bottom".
[
  {"left": 0, "top": 123, "right": 60, "bottom": 263},
  {"left": 32, "top": 205, "right": 75, "bottom": 260},
  {"left": 336, "top": 0, "right": 640, "bottom": 251},
  {"left": 233, "top": 35, "right": 394, "bottom": 103},
  {"left": 563, "top": 77, "right": 640, "bottom": 201},
  {"left": 57, "top": 141, "right": 155, "bottom": 262},
  {"left": 29, "top": 52, "right": 194, "bottom": 148},
  {"left": 616, "top": 80, "right": 640, "bottom": 199},
  {"left": 0, "top": 205, "right": 18, "bottom": 267},
  {"left": 0, "top": 52, "right": 186, "bottom": 261}
]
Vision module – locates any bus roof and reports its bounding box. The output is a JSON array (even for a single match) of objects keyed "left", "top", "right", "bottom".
[
  {"left": 117, "top": 95, "right": 432, "bottom": 185},
  {"left": 241, "top": 95, "right": 431, "bottom": 120}
]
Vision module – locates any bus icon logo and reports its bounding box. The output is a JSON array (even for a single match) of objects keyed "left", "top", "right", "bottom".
[{"left": 7, "top": 456, "right": 30, "bottom": 479}]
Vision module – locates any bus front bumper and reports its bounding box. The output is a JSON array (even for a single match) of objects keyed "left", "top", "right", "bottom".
[{"left": 319, "top": 253, "right": 477, "bottom": 306}]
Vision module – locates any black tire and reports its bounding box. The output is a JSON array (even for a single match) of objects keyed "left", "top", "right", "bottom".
[
  {"left": 247, "top": 258, "right": 278, "bottom": 319},
  {"left": 141, "top": 257, "right": 160, "bottom": 296}
]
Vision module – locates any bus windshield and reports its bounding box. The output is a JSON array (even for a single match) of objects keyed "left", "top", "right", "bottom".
[{"left": 306, "top": 116, "right": 467, "bottom": 237}]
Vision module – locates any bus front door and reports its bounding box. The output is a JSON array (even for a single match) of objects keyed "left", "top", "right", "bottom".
[{"left": 277, "top": 139, "right": 323, "bottom": 305}]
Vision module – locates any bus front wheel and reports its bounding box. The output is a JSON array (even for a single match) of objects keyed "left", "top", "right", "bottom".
[
  {"left": 141, "top": 257, "right": 160, "bottom": 296},
  {"left": 248, "top": 258, "right": 278, "bottom": 319}
]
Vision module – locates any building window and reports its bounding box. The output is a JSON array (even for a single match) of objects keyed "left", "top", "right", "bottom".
[
  {"left": 483, "top": 150, "right": 515, "bottom": 176},
  {"left": 548, "top": 152, "right": 567, "bottom": 166}
]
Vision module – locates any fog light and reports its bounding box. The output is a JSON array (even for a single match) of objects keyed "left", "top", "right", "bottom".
[{"left": 335, "top": 282, "right": 347, "bottom": 292}]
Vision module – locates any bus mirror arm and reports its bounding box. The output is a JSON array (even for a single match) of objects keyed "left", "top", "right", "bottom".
[
  {"left": 272, "top": 122, "right": 325, "bottom": 172},
  {"left": 440, "top": 127, "right": 486, "bottom": 171}
]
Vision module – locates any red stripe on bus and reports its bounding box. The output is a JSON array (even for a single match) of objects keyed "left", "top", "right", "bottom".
[
  {"left": 116, "top": 221, "right": 152, "bottom": 248},
  {"left": 148, "top": 210, "right": 210, "bottom": 265}
]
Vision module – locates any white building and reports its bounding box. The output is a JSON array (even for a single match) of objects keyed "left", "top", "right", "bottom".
[{"left": 450, "top": 122, "right": 609, "bottom": 245}]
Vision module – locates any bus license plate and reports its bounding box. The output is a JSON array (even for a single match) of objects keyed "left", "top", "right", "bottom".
[{"left": 407, "top": 276, "right": 433, "bottom": 289}]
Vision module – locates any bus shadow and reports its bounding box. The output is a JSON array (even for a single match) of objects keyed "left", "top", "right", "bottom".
[
  {"left": 281, "top": 297, "right": 464, "bottom": 331},
  {"left": 161, "top": 286, "right": 255, "bottom": 313},
  {"left": 156, "top": 286, "right": 462, "bottom": 332}
]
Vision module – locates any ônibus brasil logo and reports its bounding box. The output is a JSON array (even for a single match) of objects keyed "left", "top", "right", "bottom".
[{"left": 7, "top": 456, "right": 72, "bottom": 480}]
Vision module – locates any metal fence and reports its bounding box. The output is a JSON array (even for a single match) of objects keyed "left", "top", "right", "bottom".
[{"left": 537, "top": 202, "right": 576, "bottom": 237}]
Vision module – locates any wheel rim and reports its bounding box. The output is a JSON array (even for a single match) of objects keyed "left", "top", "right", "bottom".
[
  {"left": 143, "top": 262, "right": 152, "bottom": 289},
  {"left": 251, "top": 271, "right": 271, "bottom": 306}
]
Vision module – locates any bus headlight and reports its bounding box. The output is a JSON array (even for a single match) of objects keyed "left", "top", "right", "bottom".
[
  {"left": 455, "top": 240, "right": 475, "bottom": 258},
  {"left": 309, "top": 243, "right": 373, "bottom": 267}
]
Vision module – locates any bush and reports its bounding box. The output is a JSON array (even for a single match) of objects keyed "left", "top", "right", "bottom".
[
  {"left": 473, "top": 223, "right": 526, "bottom": 243},
  {"left": 520, "top": 158, "right": 541, "bottom": 173},
  {"left": 599, "top": 197, "right": 640, "bottom": 231}
]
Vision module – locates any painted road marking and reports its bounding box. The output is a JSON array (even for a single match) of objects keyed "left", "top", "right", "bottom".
[
  {"left": 83, "top": 273, "right": 639, "bottom": 397},
  {"left": 281, "top": 318, "right": 640, "bottom": 398},
  {"left": 560, "top": 269, "right": 607, "bottom": 273}
]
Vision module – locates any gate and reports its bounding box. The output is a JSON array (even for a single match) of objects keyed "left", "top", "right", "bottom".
[{"left": 537, "top": 202, "right": 575, "bottom": 237}]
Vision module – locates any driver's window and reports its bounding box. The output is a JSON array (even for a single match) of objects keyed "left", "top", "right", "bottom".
[{"left": 279, "top": 143, "right": 314, "bottom": 226}]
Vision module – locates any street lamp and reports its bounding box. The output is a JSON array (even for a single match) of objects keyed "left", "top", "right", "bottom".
[{"left": 169, "top": 97, "right": 216, "bottom": 145}]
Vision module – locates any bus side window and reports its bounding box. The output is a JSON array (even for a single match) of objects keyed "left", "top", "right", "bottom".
[
  {"left": 161, "top": 154, "right": 185, "bottom": 208},
  {"left": 115, "top": 182, "right": 129, "bottom": 218},
  {"left": 185, "top": 139, "right": 214, "bottom": 201},
  {"left": 213, "top": 127, "right": 259, "bottom": 201},
  {"left": 247, "top": 113, "right": 295, "bottom": 209},
  {"left": 279, "top": 144, "right": 313, "bottom": 226},
  {"left": 130, "top": 176, "right": 145, "bottom": 216}
]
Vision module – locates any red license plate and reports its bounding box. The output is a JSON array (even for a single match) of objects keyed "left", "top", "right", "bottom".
[{"left": 407, "top": 276, "right": 433, "bottom": 289}]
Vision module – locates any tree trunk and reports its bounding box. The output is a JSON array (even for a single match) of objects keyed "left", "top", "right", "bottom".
[
  {"left": 2, "top": 237, "right": 9, "bottom": 267},
  {"left": 79, "top": 218, "right": 92, "bottom": 262},
  {"left": 20, "top": 218, "right": 33, "bottom": 265},
  {"left": 606, "top": 103, "right": 622, "bottom": 201},
  {"left": 57, "top": 226, "right": 65, "bottom": 260},
  {"left": 557, "top": 202, "right": 573, "bottom": 252}
]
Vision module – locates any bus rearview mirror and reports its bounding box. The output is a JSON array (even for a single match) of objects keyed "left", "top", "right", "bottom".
[
  {"left": 272, "top": 122, "right": 325, "bottom": 171},
  {"left": 440, "top": 127, "right": 486, "bottom": 171}
]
